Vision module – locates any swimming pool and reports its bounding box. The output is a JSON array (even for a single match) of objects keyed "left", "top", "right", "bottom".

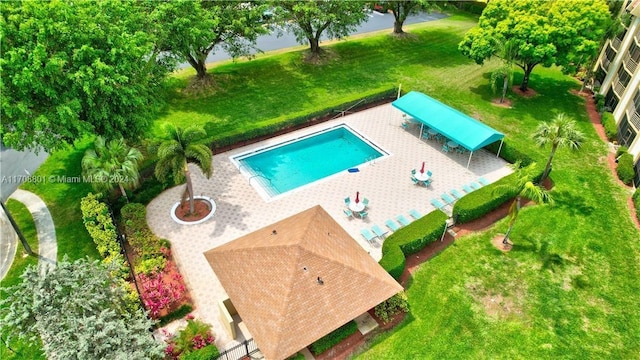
[{"left": 232, "top": 124, "right": 387, "bottom": 199}]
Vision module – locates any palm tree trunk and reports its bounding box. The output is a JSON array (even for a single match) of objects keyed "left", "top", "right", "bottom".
[
  {"left": 118, "top": 183, "right": 129, "bottom": 203},
  {"left": 500, "top": 75, "right": 508, "bottom": 103},
  {"left": 541, "top": 143, "right": 558, "bottom": 181},
  {"left": 184, "top": 166, "right": 195, "bottom": 215},
  {"left": 503, "top": 196, "right": 521, "bottom": 244}
]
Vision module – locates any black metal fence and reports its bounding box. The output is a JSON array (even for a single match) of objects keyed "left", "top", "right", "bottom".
[{"left": 215, "top": 338, "right": 259, "bottom": 360}]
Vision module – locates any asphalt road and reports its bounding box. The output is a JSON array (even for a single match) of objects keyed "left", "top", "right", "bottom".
[
  {"left": 0, "top": 144, "right": 48, "bottom": 202},
  {"left": 178, "top": 10, "right": 448, "bottom": 68}
]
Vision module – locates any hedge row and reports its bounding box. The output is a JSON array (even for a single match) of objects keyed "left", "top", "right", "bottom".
[
  {"left": 452, "top": 164, "right": 545, "bottom": 224},
  {"left": 80, "top": 193, "right": 128, "bottom": 278},
  {"left": 121, "top": 203, "right": 170, "bottom": 275},
  {"left": 601, "top": 112, "right": 617, "bottom": 141},
  {"left": 485, "top": 140, "right": 535, "bottom": 167},
  {"left": 379, "top": 210, "right": 448, "bottom": 280},
  {"left": 210, "top": 88, "right": 398, "bottom": 150},
  {"left": 309, "top": 320, "right": 358, "bottom": 356},
  {"left": 616, "top": 153, "right": 635, "bottom": 185},
  {"left": 633, "top": 188, "right": 640, "bottom": 223},
  {"left": 181, "top": 344, "right": 219, "bottom": 360}
]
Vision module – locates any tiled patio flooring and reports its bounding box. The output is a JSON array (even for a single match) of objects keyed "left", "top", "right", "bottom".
[{"left": 146, "top": 103, "right": 512, "bottom": 351}]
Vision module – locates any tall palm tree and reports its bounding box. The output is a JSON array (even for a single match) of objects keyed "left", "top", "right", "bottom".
[
  {"left": 533, "top": 113, "right": 585, "bottom": 182},
  {"left": 494, "top": 163, "right": 553, "bottom": 245},
  {"left": 154, "top": 124, "right": 212, "bottom": 215},
  {"left": 82, "top": 137, "right": 143, "bottom": 202},
  {"left": 490, "top": 39, "right": 517, "bottom": 104}
]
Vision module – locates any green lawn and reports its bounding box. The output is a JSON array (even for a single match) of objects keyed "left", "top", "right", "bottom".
[{"left": 1, "top": 10, "right": 638, "bottom": 359}]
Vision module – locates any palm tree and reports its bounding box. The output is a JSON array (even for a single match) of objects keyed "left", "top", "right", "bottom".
[
  {"left": 154, "top": 124, "right": 212, "bottom": 215},
  {"left": 533, "top": 113, "right": 585, "bottom": 182},
  {"left": 490, "top": 39, "right": 517, "bottom": 104},
  {"left": 494, "top": 163, "right": 553, "bottom": 245},
  {"left": 82, "top": 137, "right": 143, "bottom": 202}
]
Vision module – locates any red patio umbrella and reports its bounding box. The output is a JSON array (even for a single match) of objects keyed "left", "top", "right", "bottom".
[
  {"left": 420, "top": 162, "right": 425, "bottom": 174},
  {"left": 355, "top": 191, "right": 360, "bottom": 203}
]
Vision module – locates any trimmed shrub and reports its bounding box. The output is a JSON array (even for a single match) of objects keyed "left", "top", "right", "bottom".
[
  {"left": 452, "top": 164, "right": 545, "bottom": 224},
  {"left": 181, "top": 344, "right": 219, "bottom": 360},
  {"left": 158, "top": 304, "right": 194, "bottom": 327},
  {"left": 485, "top": 140, "right": 534, "bottom": 166},
  {"left": 616, "top": 153, "right": 635, "bottom": 185},
  {"left": 615, "top": 146, "right": 628, "bottom": 159},
  {"left": 633, "top": 188, "right": 640, "bottom": 223},
  {"left": 595, "top": 93, "right": 605, "bottom": 113},
  {"left": 287, "top": 353, "right": 306, "bottom": 360},
  {"left": 601, "top": 112, "right": 617, "bottom": 141},
  {"left": 164, "top": 318, "right": 217, "bottom": 360},
  {"left": 379, "top": 210, "right": 448, "bottom": 280},
  {"left": 121, "top": 203, "right": 169, "bottom": 274},
  {"left": 80, "top": 193, "right": 128, "bottom": 278},
  {"left": 210, "top": 88, "right": 397, "bottom": 150},
  {"left": 374, "top": 292, "right": 409, "bottom": 324},
  {"left": 309, "top": 320, "right": 358, "bottom": 356}
]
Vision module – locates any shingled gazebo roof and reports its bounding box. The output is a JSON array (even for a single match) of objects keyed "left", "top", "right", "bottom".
[{"left": 204, "top": 205, "right": 402, "bottom": 360}]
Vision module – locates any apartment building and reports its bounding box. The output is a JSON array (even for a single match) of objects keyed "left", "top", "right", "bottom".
[{"left": 595, "top": 0, "right": 640, "bottom": 187}]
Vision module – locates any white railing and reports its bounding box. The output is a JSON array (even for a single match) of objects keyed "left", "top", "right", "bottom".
[{"left": 623, "top": 54, "right": 638, "bottom": 73}]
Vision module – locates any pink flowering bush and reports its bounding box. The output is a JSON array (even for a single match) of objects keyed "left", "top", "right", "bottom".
[
  {"left": 138, "top": 270, "right": 186, "bottom": 317},
  {"left": 164, "top": 317, "right": 217, "bottom": 359}
]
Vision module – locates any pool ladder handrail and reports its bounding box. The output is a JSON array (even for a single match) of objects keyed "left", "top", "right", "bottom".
[{"left": 248, "top": 174, "right": 272, "bottom": 185}]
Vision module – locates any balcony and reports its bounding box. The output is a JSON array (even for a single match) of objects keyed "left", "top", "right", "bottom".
[
  {"left": 611, "top": 37, "right": 622, "bottom": 51},
  {"left": 629, "top": 106, "right": 640, "bottom": 132},
  {"left": 613, "top": 78, "right": 626, "bottom": 97},
  {"left": 623, "top": 54, "right": 638, "bottom": 73}
]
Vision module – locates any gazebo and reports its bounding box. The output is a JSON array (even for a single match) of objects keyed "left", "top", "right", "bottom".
[
  {"left": 204, "top": 205, "right": 403, "bottom": 360},
  {"left": 392, "top": 91, "right": 505, "bottom": 168}
]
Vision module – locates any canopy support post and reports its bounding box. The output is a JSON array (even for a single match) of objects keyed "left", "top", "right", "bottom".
[
  {"left": 466, "top": 151, "right": 473, "bottom": 169},
  {"left": 497, "top": 138, "right": 504, "bottom": 158},
  {"left": 397, "top": 84, "right": 402, "bottom": 99},
  {"left": 420, "top": 123, "right": 424, "bottom": 138}
]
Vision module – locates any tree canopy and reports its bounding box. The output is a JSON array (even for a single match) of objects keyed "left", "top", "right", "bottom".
[
  {"left": 0, "top": 0, "right": 172, "bottom": 152},
  {"left": 458, "top": 0, "right": 610, "bottom": 92},
  {"left": 376, "top": 0, "right": 436, "bottom": 34},
  {"left": 272, "top": 0, "right": 368, "bottom": 57},
  {"left": 0, "top": 258, "right": 164, "bottom": 359},
  {"left": 150, "top": 0, "right": 268, "bottom": 79}
]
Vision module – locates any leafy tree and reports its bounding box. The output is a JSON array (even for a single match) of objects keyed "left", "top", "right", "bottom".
[
  {"left": 82, "top": 137, "right": 143, "bottom": 203},
  {"left": 458, "top": 0, "right": 610, "bottom": 92},
  {"left": 272, "top": 1, "right": 368, "bottom": 57},
  {"left": 533, "top": 113, "right": 585, "bottom": 182},
  {"left": 154, "top": 125, "right": 213, "bottom": 215},
  {"left": 0, "top": 257, "right": 164, "bottom": 360},
  {"left": 494, "top": 164, "right": 553, "bottom": 245},
  {"left": 150, "top": 0, "right": 268, "bottom": 80},
  {"left": 0, "top": 0, "right": 171, "bottom": 152},
  {"left": 375, "top": 1, "right": 437, "bottom": 35}
]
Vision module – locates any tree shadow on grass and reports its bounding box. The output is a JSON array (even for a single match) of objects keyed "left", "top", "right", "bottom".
[{"left": 549, "top": 189, "right": 595, "bottom": 217}]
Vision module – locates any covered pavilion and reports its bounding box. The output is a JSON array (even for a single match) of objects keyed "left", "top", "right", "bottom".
[
  {"left": 392, "top": 91, "right": 505, "bottom": 168},
  {"left": 204, "top": 205, "right": 403, "bottom": 360}
]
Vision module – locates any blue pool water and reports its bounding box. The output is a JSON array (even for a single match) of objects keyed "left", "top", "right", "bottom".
[{"left": 234, "top": 125, "right": 385, "bottom": 198}]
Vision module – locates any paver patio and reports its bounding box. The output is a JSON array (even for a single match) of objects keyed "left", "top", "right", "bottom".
[{"left": 146, "top": 103, "right": 512, "bottom": 352}]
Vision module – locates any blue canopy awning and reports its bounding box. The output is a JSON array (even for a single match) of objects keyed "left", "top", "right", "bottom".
[{"left": 392, "top": 91, "right": 504, "bottom": 152}]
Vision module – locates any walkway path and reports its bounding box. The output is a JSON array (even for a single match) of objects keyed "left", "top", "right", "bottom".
[
  {"left": 6, "top": 189, "right": 57, "bottom": 276},
  {"left": 0, "top": 206, "right": 18, "bottom": 279}
]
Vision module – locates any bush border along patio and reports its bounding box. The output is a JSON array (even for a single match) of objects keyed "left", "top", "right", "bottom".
[
  {"left": 309, "top": 320, "right": 359, "bottom": 356},
  {"left": 379, "top": 210, "right": 448, "bottom": 280},
  {"left": 600, "top": 111, "right": 617, "bottom": 141}
]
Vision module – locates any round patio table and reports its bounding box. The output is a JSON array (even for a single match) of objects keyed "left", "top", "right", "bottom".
[
  {"left": 349, "top": 202, "right": 365, "bottom": 212},
  {"left": 414, "top": 171, "right": 431, "bottom": 182},
  {"left": 447, "top": 141, "right": 459, "bottom": 149}
]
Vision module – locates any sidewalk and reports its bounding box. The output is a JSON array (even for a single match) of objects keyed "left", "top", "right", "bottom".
[{"left": 0, "top": 205, "right": 18, "bottom": 280}]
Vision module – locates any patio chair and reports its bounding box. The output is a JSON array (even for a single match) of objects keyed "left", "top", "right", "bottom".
[
  {"left": 450, "top": 189, "right": 464, "bottom": 200},
  {"left": 441, "top": 193, "right": 456, "bottom": 205},
  {"left": 385, "top": 219, "right": 401, "bottom": 232},
  {"left": 462, "top": 184, "right": 474, "bottom": 193},
  {"left": 411, "top": 177, "right": 420, "bottom": 185},
  {"left": 411, "top": 169, "right": 416, "bottom": 175},
  {"left": 359, "top": 211, "right": 368, "bottom": 219},
  {"left": 371, "top": 224, "right": 388, "bottom": 239},
  {"left": 361, "top": 228, "right": 377, "bottom": 242},
  {"left": 343, "top": 209, "right": 353, "bottom": 218},
  {"left": 456, "top": 147, "right": 466, "bottom": 154},
  {"left": 401, "top": 122, "right": 410, "bottom": 130},
  {"left": 362, "top": 198, "right": 369, "bottom": 207},
  {"left": 470, "top": 182, "right": 481, "bottom": 190},
  {"left": 427, "top": 170, "right": 433, "bottom": 177},
  {"left": 441, "top": 143, "right": 450, "bottom": 153},
  {"left": 344, "top": 197, "right": 351, "bottom": 205},
  {"left": 424, "top": 179, "right": 432, "bottom": 187},
  {"left": 430, "top": 198, "right": 448, "bottom": 211},
  {"left": 409, "top": 209, "right": 422, "bottom": 219},
  {"left": 478, "top": 177, "right": 489, "bottom": 186},
  {"left": 396, "top": 214, "right": 411, "bottom": 226}
]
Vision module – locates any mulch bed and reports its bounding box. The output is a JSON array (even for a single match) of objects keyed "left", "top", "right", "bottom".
[{"left": 174, "top": 199, "right": 212, "bottom": 222}]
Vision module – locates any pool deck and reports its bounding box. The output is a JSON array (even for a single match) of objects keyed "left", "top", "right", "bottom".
[{"left": 146, "top": 103, "right": 512, "bottom": 351}]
